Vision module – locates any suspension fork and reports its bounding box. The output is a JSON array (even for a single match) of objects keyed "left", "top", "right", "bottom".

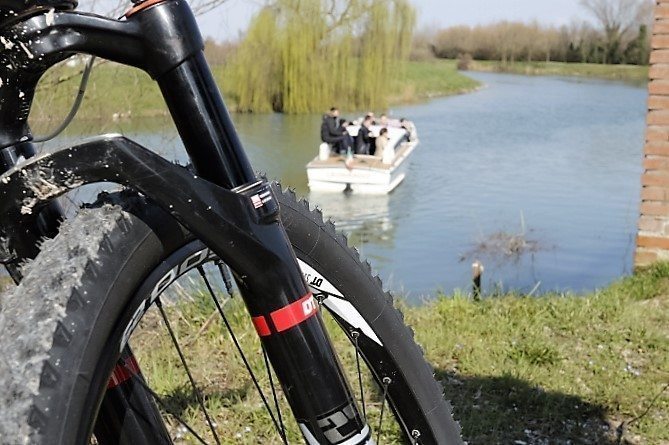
[
  {"left": 148, "top": 13, "right": 371, "bottom": 445},
  {"left": 0, "top": 1, "right": 372, "bottom": 442}
]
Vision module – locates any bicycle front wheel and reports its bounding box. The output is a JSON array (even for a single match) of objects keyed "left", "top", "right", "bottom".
[{"left": 0, "top": 186, "right": 462, "bottom": 444}]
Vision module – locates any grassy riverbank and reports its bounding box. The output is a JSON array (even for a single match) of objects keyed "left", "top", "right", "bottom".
[
  {"left": 30, "top": 59, "right": 478, "bottom": 127},
  {"left": 410, "top": 265, "right": 669, "bottom": 444},
  {"left": 388, "top": 59, "right": 480, "bottom": 105},
  {"left": 121, "top": 264, "right": 669, "bottom": 443},
  {"left": 466, "top": 60, "right": 649, "bottom": 84}
]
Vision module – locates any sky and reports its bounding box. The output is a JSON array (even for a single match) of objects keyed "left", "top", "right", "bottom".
[{"left": 198, "top": 0, "right": 592, "bottom": 41}]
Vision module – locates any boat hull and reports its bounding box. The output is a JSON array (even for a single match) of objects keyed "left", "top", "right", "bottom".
[{"left": 306, "top": 142, "right": 417, "bottom": 194}]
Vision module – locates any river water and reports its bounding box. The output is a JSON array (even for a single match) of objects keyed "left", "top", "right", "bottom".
[{"left": 58, "top": 71, "right": 648, "bottom": 298}]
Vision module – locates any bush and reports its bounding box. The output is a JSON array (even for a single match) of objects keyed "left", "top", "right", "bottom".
[{"left": 457, "top": 53, "right": 473, "bottom": 71}]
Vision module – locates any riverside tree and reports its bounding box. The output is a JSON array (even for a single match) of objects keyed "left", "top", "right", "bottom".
[
  {"left": 229, "top": 0, "right": 416, "bottom": 114},
  {"left": 580, "top": 0, "right": 653, "bottom": 64},
  {"left": 430, "top": 15, "right": 652, "bottom": 66}
]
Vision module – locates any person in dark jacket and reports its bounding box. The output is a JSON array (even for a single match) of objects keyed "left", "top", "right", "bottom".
[
  {"left": 340, "top": 119, "right": 356, "bottom": 155},
  {"left": 320, "top": 107, "right": 347, "bottom": 154},
  {"left": 355, "top": 115, "right": 375, "bottom": 155}
]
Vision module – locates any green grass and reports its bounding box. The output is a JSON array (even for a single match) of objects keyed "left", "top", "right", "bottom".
[
  {"left": 30, "top": 59, "right": 479, "bottom": 125},
  {"left": 129, "top": 265, "right": 669, "bottom": 444},
  {"left": 31, "top": 61, "right": 169, "bottom": 131},
  {"left": 407, "top": 264, "right": 669, "bottom": 444},
  {"left": 467, "top": 60, "right": 649, "bottom": 84},
  {"left": 388, "top": 59, "right": 481, "bottom": 105},
  {"left": 132, "top": 285, "right": 404, "bottom": 443}
]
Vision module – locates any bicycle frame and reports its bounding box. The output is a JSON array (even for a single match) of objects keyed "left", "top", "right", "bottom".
[{"left": 0, "top": 1, "right": 373, "bottom": 443}]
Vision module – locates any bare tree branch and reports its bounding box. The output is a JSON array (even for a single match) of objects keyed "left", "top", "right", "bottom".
[
  {"left": 580, "top": 0, "right": 652, "bottom": 37},
  {"left": 580, "top": 0, "right": 652, "bottom": 63},
  {"left": 77, "top": 0, "right": 231, "bottom": 18},
  {"left": 322, "top": 0, "right": 366, "bottom": 34}
]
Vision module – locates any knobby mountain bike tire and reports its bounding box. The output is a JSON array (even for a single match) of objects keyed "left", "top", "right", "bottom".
[{"left": 0, "top": 184, "right": 462, "bottom": 444}]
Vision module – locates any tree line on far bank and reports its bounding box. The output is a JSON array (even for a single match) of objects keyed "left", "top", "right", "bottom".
[
  {"left": 424, "top": 0, "right": 654, "bottom": 66},
  {"left": 201, "top": 0, "right": 653, "bottom": 114},
  {"left": 222, "top": 0, "right": 415, "bottom": 114}
]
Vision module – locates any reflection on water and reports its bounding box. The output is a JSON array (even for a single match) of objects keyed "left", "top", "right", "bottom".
[
  {"left": 42, "top": 71, "right": 647, "bottom": 299},
  {"left": 308, "top": 192, "right": 395, "bottom": 248}
]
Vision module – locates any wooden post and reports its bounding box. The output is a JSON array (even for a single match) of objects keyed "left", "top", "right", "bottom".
[{"left": 472, "top": 260, "right": 484, "bottom": 301}]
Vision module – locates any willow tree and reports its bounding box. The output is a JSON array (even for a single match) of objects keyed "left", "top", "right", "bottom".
[
  {"left": 229, "top": 0, "right": 416, "bottom": 113},
  {"left": 231, "top": 8, "right": 281, "bottom": 112},
  {"left": 279, "top": 0, "right": 329, "bottom": 113},
  {"left": 357, "top": 1, "right": 415, "bottom": 109}
]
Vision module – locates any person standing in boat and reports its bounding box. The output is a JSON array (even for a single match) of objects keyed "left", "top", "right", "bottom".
[
  {"left": 400, "top": 118, "right": 417, "bottom": 142},
  {"left": 320, "top": 107, "right": 347, "bottom": 155},
  {"left": 355, "top": 115, "right": 374, "bottom": 155},
  {"left": 374, "top": 127, "right": 394, "bottom": 164}
]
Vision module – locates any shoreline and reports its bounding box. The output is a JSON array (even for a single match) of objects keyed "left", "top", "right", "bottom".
[
  {"left": 29, "top": 59, "right": 645, "bottom": 130},
  {"left": 29, "top": 60, "right": 481, "bottom": 124},
  {"left": 464, "top": 60, "right": 648, "bottom": 85},
  {"left": 386, "top": 59, "right": 482, "bottom": 107},
  {"left": 388, "top": 83, "right": 484, "bottom": 108}
]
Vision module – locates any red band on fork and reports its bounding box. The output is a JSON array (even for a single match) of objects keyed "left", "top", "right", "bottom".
[
  {"left": 108, "top": 354, "right": 141, "bottom": 389},
  {"left": 252, "top": 293, "right": 318, "bottom": 337}
]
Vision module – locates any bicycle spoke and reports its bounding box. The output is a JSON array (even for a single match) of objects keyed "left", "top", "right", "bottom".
[
  {"left": 118, "top": 358, "right": 209, "bottom": 445},
  {"left": 156, "top": 298, "right": 221, "bottom": 445},
  {"left": 377, "top": 377, "right": 391, "bottom": 444},
  {"left": 196, "top": 266, "right": 285, "bottom": 438},
  {"left": 352, "top": 332, "right": 367, "bottom": 421},
  {"left": 262, "top": 346, "right": 288, "bottom": 444}
]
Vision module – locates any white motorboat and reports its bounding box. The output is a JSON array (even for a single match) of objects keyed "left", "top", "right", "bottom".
[{"left": 306, "top": 124, "right": 418, "bottom": 194}]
